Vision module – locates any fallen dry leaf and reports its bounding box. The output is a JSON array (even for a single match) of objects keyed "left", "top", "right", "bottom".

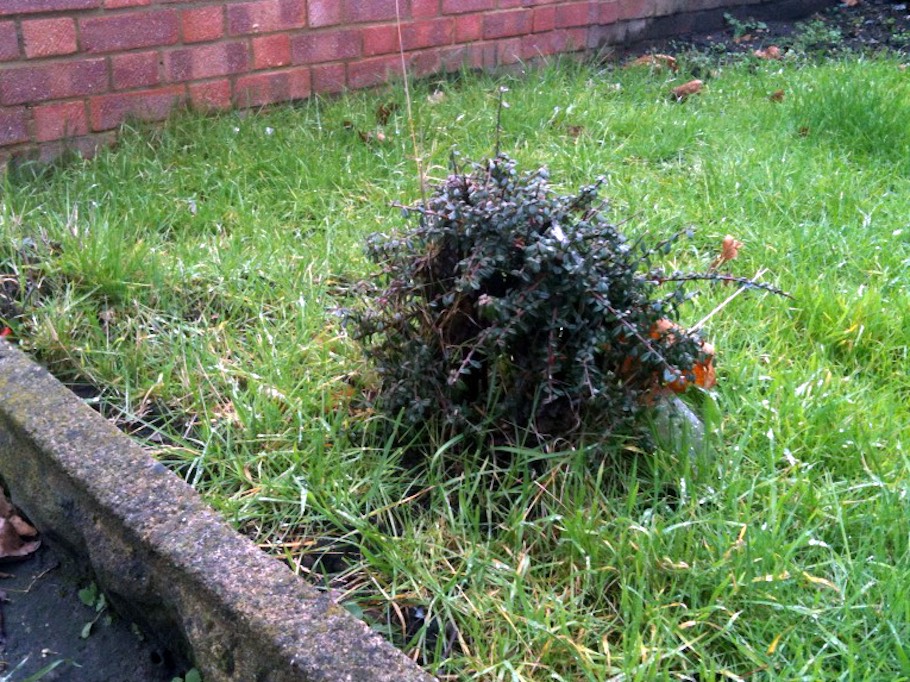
[
  {"left": 753, "top": 46, "right": 782, "bottom": 60},
  {"left": 0, "top": 492, "right": 11, "bottom": 519},
  {"left": 566, "top": 124, "right": 585, "bottom": 138},
  {"left": 720, "top": 235, "right": 743, "bottom": 263},
  {"left": 9, "top": 515, "right": 36, "bottom": 538},
  {"left": 375, "top": 102, "right": 399, "bottom": 125},
  {"left": 671, "top": 79, "right": 703, "bottom": 101},
  {"left": 358, "top": 129, "right": 388, "bottom": 145},
  {"left": 628, "top": 54, "right": 678, "bottom": 71},
  {"left": 647, "top": 320, "right": 717, "bottom": 392},
  {"left": 769, "top": 89, "right": 785, "bottom": 102},
  {"left": 0, "top": 489, "right": 40, "bottom": 562}
]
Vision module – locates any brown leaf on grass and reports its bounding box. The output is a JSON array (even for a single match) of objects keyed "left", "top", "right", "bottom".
[
  {"left": 375, "top": 102, "right": 399, "bottom": 125},
  {"left": 721, "top": 235, "right": 743, "bottom": 262},
  {"left": 647, "top": 320, "right": 717, "bottom": 392},
  {"left": 358, "top": 130, "right": 388, "bottom": 145},
  {"left": 769, "top": 89, "right": 785, "bottom": 102},
  {"left": 709, "top": 235, "right": 743, "bottom": 271},
  {"left": 671, "top": 79, "right": 703, "bottom": 101},
  {"left": 0, "top": 489, "right": 40, "bottom": 562},
  {"left": 566, "top": 124, "right": 585, "bottom": 138},
  {"left": 753, "top": 46, "right": 782, "bottom": 60},
  {"left": 628, "top": 54, "right": 678, "bottom": 71}
]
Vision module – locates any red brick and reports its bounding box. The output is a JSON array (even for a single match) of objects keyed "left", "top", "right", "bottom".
[
  {"left": 80, "top": 11, "right": 179, "bottom": 54},
  {"left": 89, "top": 85, "right": 185, "bottom": 131},
  {"left": 0, "top": 22, "right": 18, "bottom": 62},
  {"left": 442, "top": 0, "right": 494, "bottom": 14},
  {"left": 473, "top": 42, "right": 498, "bottom": 69},
  {"left": 227, "top": 0, "right": 306, "bottom": 36},
  {"left": 496, "top": 36, "right": 521, "bottom": 64},
  {"left": 181, "top": 6, "right": 224, "bottom": 43},
  {"left": 368, "top": 19, "right": 454, "bottom": 57},
  {"left": 188, "top": 79, "right": 232, "bottom": 110},
  {"left": 483, "top": 10, "right": 532, "bottom": 39},
  {"left": 618, "top": 0, "right": 650, "bottom": 20},
  {"left": 22, "top": 17, "right": 77, "bottom": 58},
  {"left": 291, "top": 30, "right": 361, "bottom": 64},
  {"left": 454, "top": 14, "right": 482, "bottom": 42},
  {"left": 253, "top": 34, "right": 291, "bottom": 69},
  {"left": 33, "top": 100, "right": 88, "bottom": 141},
  {"left": 311, "top": 62, "right": 346, "bottom": 93},
  {"left": 234, "top": 67, "right": 310, "bottom": 107},
  {"left": 112, "top": 51, "right": 160, "bottom": 90},
  {"left": 403, "top": 18, "right": 453, "bottom": 50},
  {"left": 409, "top": 48, "right": 441, "bottom": 79},
  {"left": 0, "top": 59, "right": 108, "bottom": 106},
  {"left": 347, "top": 0, "right": 399, "bottom": 23},
  {"left": 555, "top": 1, "right": 593, "bottom": 28},
  {"left": 521, "top": 27, "right": 586, "bottom": 59},
  {"left": 598, "top": 1, "right": 619, "bottom": 23},
  {"left": 307, "top": 0, "right": 343, "bottom": 27},
  {"left": 348, "top": 55, "right": 399, "bottom": 89},
  {"left": 363, "top": 25, "right": 397, "bottom": 57},
  {"left": 164, "top": 42, "right": 249, "bottom": 81},
  {"left": 413, "top": 0, "right": 439, "bottom": 18},
  {"left": 439, "top": 44, "right": 466, "bottom": 71},
  {"left": 0, "top": 0, "right": 98, "bottom": 17},
  {"left": 442, "top": 42, "right": 495, "bottom": 70},
  {"left": 104, "top": 0, "right": 149, "bottom": 7},
  {"left": 35, "top": 132, "right": 113, "bottom": 163},
  {"left": 0, "top": 107, "right": 29, "bottom": 146},
  {"left": 533, "top": 6, "right": 555, "bottom": 32}
]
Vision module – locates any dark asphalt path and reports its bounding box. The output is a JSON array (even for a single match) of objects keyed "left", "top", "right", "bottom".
[{"left": 0, "top": 543, "right": 180, "bottom": 682}]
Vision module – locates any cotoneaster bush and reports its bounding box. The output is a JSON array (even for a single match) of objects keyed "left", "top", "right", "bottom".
[{"left": 352, "top": 154, "right": 741, "bottom": 449}]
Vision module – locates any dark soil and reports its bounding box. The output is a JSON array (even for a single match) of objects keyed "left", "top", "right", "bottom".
[
  {"left": 636, "top": 0, "right": 910, "bottom": 62},
  {"left": 0, "top": 544, "right": 180, "bottom": 682}
]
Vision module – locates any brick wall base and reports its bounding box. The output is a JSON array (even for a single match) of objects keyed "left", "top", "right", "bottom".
[{"left": 0, "top": 0, "right": 832, "bottom": 165}]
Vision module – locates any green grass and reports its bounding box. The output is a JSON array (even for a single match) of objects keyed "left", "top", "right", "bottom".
[{"left": 2, "top": 54, "right": 910, "bottom": 680}]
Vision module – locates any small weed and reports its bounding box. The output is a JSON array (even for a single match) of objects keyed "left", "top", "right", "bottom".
[
  {"left": 77, "top": 582, "right": 110, "bottom": 639},
  {"left": 788, "top": 18, "right": 844, "bottom": 53},
  {"left": 724, "top": 12, "right": 768, "bottom": 40}
]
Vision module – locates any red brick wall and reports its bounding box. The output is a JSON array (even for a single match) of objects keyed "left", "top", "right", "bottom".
[{"left": 0, "top": 0, "right": 785, "bottom": 162}]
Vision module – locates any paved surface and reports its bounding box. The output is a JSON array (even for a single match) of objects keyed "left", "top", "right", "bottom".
[{"left": 0, "top": 543, "right": 178, "bottom": 682}]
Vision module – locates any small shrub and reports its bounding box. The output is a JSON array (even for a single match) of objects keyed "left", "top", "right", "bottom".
[{"left": 352, "top": 155, "right": 729, "bottom": 448}]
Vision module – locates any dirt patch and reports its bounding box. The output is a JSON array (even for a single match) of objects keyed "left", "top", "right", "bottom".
[{"left": 635, "top": 0, "right": 910, "bottom": 60}]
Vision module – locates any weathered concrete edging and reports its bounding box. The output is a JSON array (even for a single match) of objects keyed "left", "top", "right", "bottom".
[{"left": 0, "top": 340, "right": 434, "bottom": 682}]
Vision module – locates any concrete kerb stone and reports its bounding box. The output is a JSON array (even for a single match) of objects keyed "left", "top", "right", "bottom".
[{"left": 0, "top": 340, "right": 435, "bottom": 682}]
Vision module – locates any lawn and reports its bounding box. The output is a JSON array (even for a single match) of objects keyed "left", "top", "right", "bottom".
[{"left": 2, "top": 51, "right": 909, "bottom": 681}]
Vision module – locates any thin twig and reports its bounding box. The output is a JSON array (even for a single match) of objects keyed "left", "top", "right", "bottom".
[
  {"left": 394, "top": 0, "right": 427, "bottom": 203},
  {"left": 690, "top": 267, "right": 768, "bottom": 332}
]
